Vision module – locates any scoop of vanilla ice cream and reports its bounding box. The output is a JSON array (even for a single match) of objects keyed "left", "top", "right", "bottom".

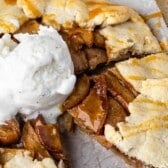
[
  {"left": 0, "top": 34, "right": 17, "bottom": 58},
  {"left": 0, "top": 26, "right": 76, "bottom": 123}
]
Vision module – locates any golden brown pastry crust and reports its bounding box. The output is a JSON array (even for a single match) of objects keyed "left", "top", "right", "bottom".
[
  {"left": 42, "top": 0, "right": 162, "bottom": 59},
  {"left": 0, "top": 0, "right": 28, "bottom": 33},
  {"left": 17, "top": 0, "right": 45, "bottom": 18},
  {"left": 0, "top": 0, "right": 161, "bottom": 61}
]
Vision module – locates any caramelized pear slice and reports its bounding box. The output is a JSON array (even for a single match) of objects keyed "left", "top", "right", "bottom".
[
  {"left": 92, "top": 74, "right": 108, "bottom": 111},
  {"left": 34, "top": 118, "right": 62, "bottom": 153},
  {"left": 68, "top": 28, "right": 93, "bottom": 50},
  {"left": 105, "top": 96, "right": 127, "bottom": 128},
  {"left": 109, "top": 67, "right": 139, "bottom": 97},
  {"left": 93, "top": 30, "right": 105, "bottom": 48},
  {"left": 70, "top": 50, "right": 89, "bottom": 74},
  {"left": 22, "top": 122, "right": 50, "bottom": 160},
  {"left": 0, "top": 120, "right": 20, "bottom": 145},
  {"left": 34, "top": 116, "right": 66, "bottom": 160},
  {"left": 105, "top": 71, "right": 135, "bottom": 110},
  {"left": 62, "top": 74, "right": 90, "bottom": 111},
  {"left": 69, "top": 75, "right": 108, "bottom": 134},
  {"left": 85, "top": 48, "right": 107, "bottom": 70}
]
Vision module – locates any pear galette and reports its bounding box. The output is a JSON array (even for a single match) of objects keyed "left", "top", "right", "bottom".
[{"left": 0, "top": 0, "right": 167, "bottom": 168}]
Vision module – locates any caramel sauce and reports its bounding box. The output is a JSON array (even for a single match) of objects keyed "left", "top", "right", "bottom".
[
  {"left": 86, "top": 1, "right": 116, "bottom": 6},
  {"left": 123, "top": 115, "right": 168, "bottom": 138},
  {"left": 143, "top": 55, "right": 158, "bottom": 62},
  {"left": 24, "top": 0, "right": 41, "bottom": 17},
  {"left": 77, "top": 88, "right": 106, "bottom": 133},
  {"left": 144, "top": 12, "right": 162, "bottom": 21},
  {"left": 150, "top": 82, "right": 168, "bottom": 87},
  {"left": 0, "top": 20, "right": 16, "bottom": 33},
  {"left": 89, "top": 8, "right": 103, "bottom": 20},
  {"left": 89, "top": 8, "right": 119, "bottom": 20},
  {"left": 4, "top": 0, "right": 16, "bottom": 5},
  {"left": 150, "top": 68, "right": 168, "bottom": 77},
  {"left": 136, "top": 97, "right": 168, "bottom": 107},
  {"left": 131, "top": 59, "right": 140, "bottom": 66},
  {"left": 144, "top": 54, "right": 168, "bottom": 62},
  {"left": 127, "top": 75, "right": 146, "bottom": 81}
]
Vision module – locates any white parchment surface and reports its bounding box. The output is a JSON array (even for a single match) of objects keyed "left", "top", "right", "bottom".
[{"left": 64, "top": 1, "right": 168, "bottom": 168}]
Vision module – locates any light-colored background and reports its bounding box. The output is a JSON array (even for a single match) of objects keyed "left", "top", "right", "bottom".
[{"left": 63, "top": 1, "right": 168, "bottom": 168}]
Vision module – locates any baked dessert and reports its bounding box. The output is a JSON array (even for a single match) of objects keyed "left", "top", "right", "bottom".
[
  {"left": 65, "top": 53, "right": 168, "bottom": 168},
  {"left": 0, "top": 0, "right": 167, "bottom": 168}
]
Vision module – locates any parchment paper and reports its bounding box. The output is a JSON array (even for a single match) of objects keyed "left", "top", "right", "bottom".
[
  {"left": 63, "top": 128, "right": 128, "bottom": 168},
  {"left": 64, "top": 1, "right": 168, "bottom": 168}
]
